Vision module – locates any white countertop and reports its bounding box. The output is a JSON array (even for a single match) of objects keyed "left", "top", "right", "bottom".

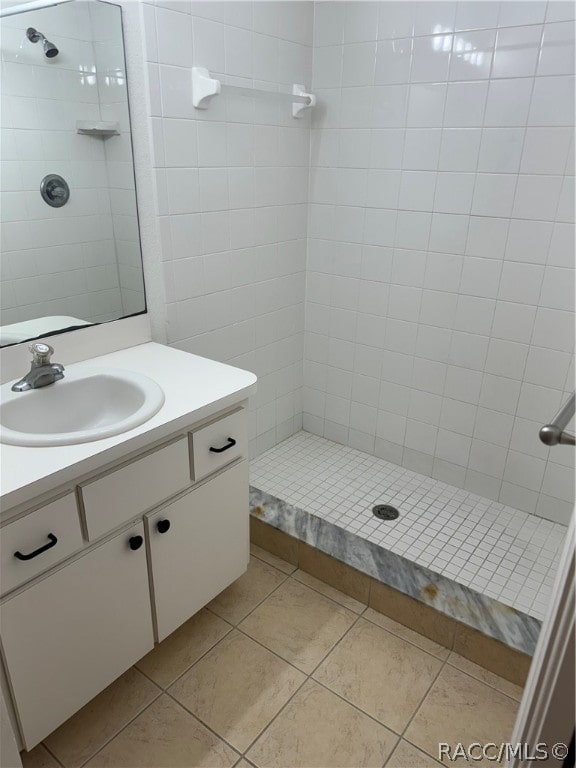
[{"left": 0, "top": 342, "right": 257, "bottom": 513}]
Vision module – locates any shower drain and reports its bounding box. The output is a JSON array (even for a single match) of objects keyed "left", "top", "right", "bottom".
[{"left": 372, "top": 504, "right": 400, "bottom": 521}]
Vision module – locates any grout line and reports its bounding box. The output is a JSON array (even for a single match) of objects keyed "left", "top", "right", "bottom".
[
  {"left": 157, "top": 688, "right": 242, "bottom": 760},
  {"left": 307, "top": 609, "right": 364, "bottom": 677},
  {"left": 289, "top": 569, "right": 367, "bottom": 613},
  {"left": 233, "top": 582, "right": 360, "bottom": 671},
  {"left": 140, "top": 612, "right": 312, "bottom": 757},
  {"left": 249, "top": 545, "right": 298, "bottom": 575},
  {"left": 396, "top": 653, "right": 450, "bottom": 748},
  {"left": 233, "top": 673, "right": 310, "bottom": 758},
  {"left": 360, "top": 604, "right": 451, "bottom": 663},
  {"left": 38, "top": 743, "right": 66, "bottom": 768},
  {"left": 308, "top": 613, "right": 446, "bottom": 735},
  {"left": 134, "top": 571, "right": 299, "bottom": 693},
  {"left": 311, "top": 675, "right": 404, "bottom": 741},
  {"left": 74, "top": 685, "right": 164, "bottom": 768},
  {"left": 234, "top": 757, "right": 258, "bottom": 768},
  {"left": 443, "top": 655, "right": 524, "bottom": 702},
  {"left": 294, "top": 610, "right": 445, "bottom": 746},
  {"left": 400, "top": 736, "right": 446, "bottom": 766},
  {"left": 238, "top": 615, "right": 370, "bottom": 759},
  {"left": 204, "top": 558, "right": 292, "bottom": 627},
  {"left": 236, "top": 585, "right": 380, "bottom": 755},
  {"left": 135, "top": 616, "right": 235, "bottom": 692}
]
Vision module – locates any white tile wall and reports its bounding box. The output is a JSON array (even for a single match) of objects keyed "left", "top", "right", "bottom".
[
  {"left": 10, "top": 2, "right": 568, "bottom": 523},
  {"left": 304, "top": 0, "right": 575, "bottom": 523},
  {"left": 0, "top": 1, "right": 145, "bottom": 326},
  {"left": 142, "top": 0, "right": 314, "bottom": 455}
]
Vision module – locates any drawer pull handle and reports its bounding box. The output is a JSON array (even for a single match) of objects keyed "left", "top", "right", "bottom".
[
  {"left": 209, "top": 437, "right": 236, "bottom": 453},
  {"left": 157, "top": 519, "right": 171, "bottom": 534},
  {"left": 128, "top": 535, "right": 144, "bottom": 551},
  {"left": 14, "top": 533, "right": 57, "bottom": 561}
]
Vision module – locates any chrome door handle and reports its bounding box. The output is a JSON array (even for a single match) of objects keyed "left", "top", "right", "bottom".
[{"left": 539, "top": 392, "right": 575, "bottom": 446}]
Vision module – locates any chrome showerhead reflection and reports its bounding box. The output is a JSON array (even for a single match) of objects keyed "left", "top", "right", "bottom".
[{"left": 26, "top": 27, "right": 59, "bottom": 58}]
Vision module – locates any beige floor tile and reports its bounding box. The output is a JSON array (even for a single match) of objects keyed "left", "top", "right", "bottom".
[
  {"left": 363, "top": 608, "right": 450, "bottom": 660},
  {"left": 44, "top": 668, "right": 160, "bottom": 768},
  {"left": 20, "top": 745, "right": 60, "bottom": 768},
  {"left": 313, "top": 618, "right": 442, "bottom": 733},
  {"left": 136, "top": 608, "right": 232, "bottom": 688},
  {"left": 250, "top": 544, "right": 297, "bottom": 575},
  {"left": 292, "top": 570, "right": 366, "bottom": 613},
  {"left": 239, "top": 579, "right": 356, "bottom": 673},
  {"left": 170, "top": 630, "right": 305, "bottom": 752},
  {"left": 247, "top": 680, "right": 397, "bottom": 768},
  {"left": 208, "top": 557, "right": 287, "bottom": 625},
  {"left": 386, "top": 740, "right": 442, "bottom": 767},
  {"left": 405, "top": 665, "right": 519, "bottom": 767},
  {"left": 447, "top": 652, "right": 524, "bottom": 702},
  {"left": 85, "top": 695, "right": 238, "bottom": 768}
]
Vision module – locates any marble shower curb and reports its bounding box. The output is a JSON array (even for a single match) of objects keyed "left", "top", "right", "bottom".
[{"left": 250, "top": 485, "right": 541, "bottom": 657}]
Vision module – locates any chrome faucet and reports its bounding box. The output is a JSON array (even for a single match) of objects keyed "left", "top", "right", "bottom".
[{"left": 11, "top": 343, "right": 65, "bottom": 392}]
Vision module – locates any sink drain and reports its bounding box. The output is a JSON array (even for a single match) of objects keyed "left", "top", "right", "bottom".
[{"left": 372, "top": 504, "right": 399, "bottom": 521}]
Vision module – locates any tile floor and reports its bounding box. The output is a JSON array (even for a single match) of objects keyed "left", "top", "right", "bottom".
[
  {"left": 250, "top": 432, "right": 568, "bottom": 620},
  {"left": 22, "top": 547, "right": 522, "bottom": 768}
]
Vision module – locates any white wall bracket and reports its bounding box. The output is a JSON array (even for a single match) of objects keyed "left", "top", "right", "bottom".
[
  {"left": 292, "top": 84, "right": 316, "bottom": 118},
  {"left": 192, "top": 66, "right": 315, "bottom": 119},
  {"left": 192, "top": 67, "right": 221, "bottom": 109}
]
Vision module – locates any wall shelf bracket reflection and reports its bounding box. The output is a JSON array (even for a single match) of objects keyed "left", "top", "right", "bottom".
[{"left": 76, "top": 121, "right": 120, "bottom": 137}]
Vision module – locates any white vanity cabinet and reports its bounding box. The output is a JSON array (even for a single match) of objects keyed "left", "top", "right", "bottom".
[
  {"left": 0, "top": 405, "right": 250, "bottom": 751},
  {"left": 0, "top": 493, "right": 83, "bottom": 596},
  {"left": 79, "top": 436, "right": 191, "bottom": 541},
  {"left": 1, "top": 522, "right": 154, "bottom": 749},
  {"left": 146, "top": 460, "right": 249, "bottom": 641}
]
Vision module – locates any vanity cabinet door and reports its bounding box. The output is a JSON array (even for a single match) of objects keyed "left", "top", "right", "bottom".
[
  {"left": 147, "top": 460, "right": 249, "bottom": 642},
  {"left": 0, "top": 522, "right": 154, "bottom": 750}
]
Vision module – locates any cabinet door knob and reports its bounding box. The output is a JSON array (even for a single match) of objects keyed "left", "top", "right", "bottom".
[
  {"left": 156, "top": 519, "right": 171, "bottom": 534},
  {"left": 128, "top": 535, "right": 143, "bottom": 551}
]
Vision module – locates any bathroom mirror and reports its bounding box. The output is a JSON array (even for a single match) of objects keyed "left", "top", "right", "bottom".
[{"left": 0, "top": 0, "right": 146, "bottom": 347}]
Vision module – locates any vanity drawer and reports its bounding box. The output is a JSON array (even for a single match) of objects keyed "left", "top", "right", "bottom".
[
  {"left": 79, "top": 436, "right": 191, "bottom": 541},
  {"left": 0, "top": 493, "right": 83, "bottom": 596},
  {"left": 191, "top": 409, "right": 247, "bottom": 481}
]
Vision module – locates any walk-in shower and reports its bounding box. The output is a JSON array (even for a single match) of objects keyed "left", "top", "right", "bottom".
[{"left": 247, "top": 0, "right": 575, "bottom": 668}]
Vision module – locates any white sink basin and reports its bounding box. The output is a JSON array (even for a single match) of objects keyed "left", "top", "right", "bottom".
[{"left": 0, "top": 368, "right": 165, "bottom": 447}]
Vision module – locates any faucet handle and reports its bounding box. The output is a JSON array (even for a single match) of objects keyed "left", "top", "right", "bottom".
[{"left": 29, "top": 342, "right": 54, "bottom": 365}]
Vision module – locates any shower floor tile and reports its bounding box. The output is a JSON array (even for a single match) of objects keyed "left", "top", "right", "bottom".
[{"left": 250, "top": 432, "right": 568, "bottom": 621}]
